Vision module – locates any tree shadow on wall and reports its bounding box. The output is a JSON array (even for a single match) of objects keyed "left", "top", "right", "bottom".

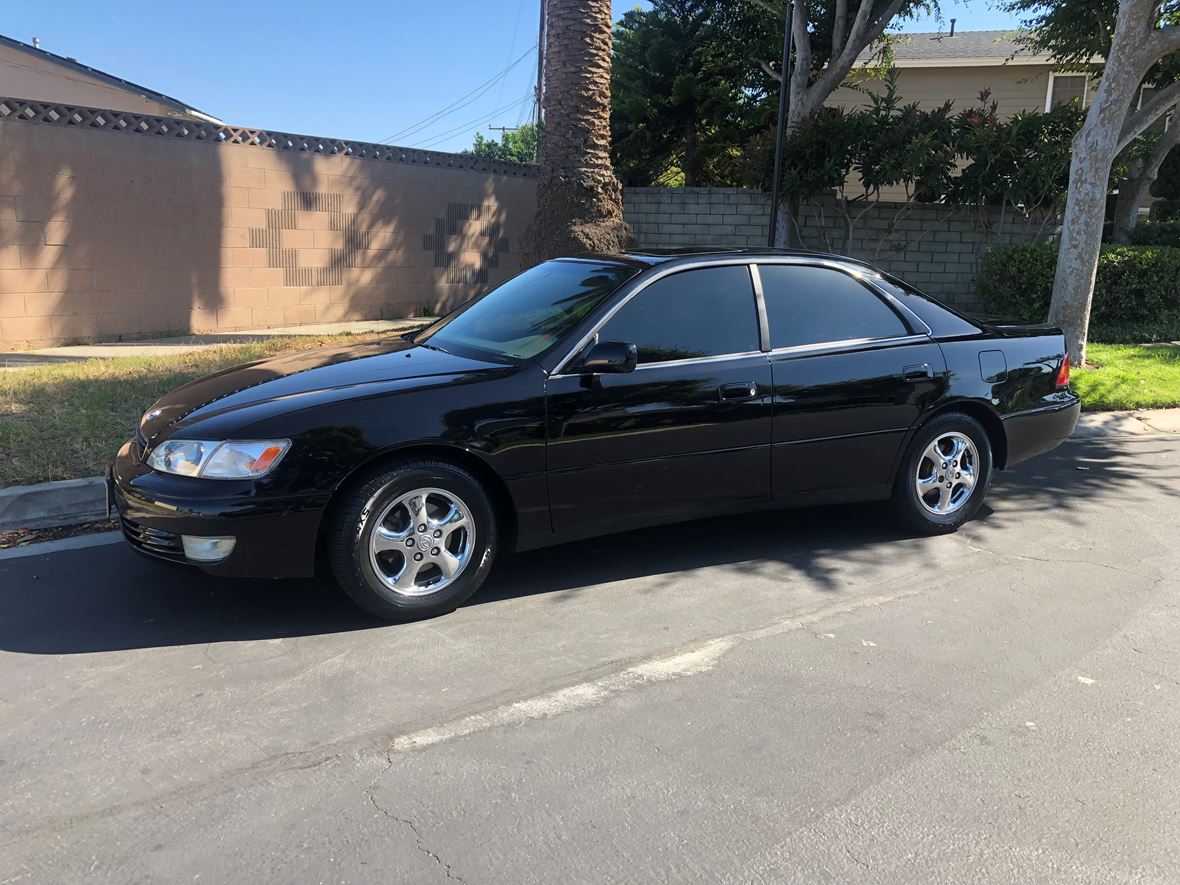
[
  {"left": 0, "top": 121, "right": 223, "bottom": 346},
  {"left": 266, "top": 147, "right": 529, "bottom": 325}
]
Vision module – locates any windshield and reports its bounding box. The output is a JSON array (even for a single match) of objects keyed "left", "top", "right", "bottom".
[{"left": 414, "top": 259, "right": 638, "bottom": 360}]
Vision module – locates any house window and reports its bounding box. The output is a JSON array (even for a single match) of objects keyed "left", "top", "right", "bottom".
[
  {"left": 1047, "top": 73, "right": 1089, "bottom": 110},
  {"left": 1139, "top": 84, "right": 1170, "bottom": 133}
]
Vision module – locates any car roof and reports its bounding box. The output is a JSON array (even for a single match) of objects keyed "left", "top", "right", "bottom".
[{"left": 569, "top": 247, "right": 874, "bottom": 270}]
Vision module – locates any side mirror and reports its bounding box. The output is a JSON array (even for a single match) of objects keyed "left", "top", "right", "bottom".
[{"left": 577, "top": 340, "right": 638, "bottom": 374}]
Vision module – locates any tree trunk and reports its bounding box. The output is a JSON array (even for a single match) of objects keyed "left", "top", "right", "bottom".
[
  {"left": 1112, "top": 110, "right": 1180, "bottom": 243},
  {"left": 1111, "top": 165, "right": 1144, "bottom": 244},
  {"left": 1049, "top": 0, "right": 1154, "bottom": 366},
  {"left": 523, "top": 0, "right": 632, "bottom": 264},
  {"left": 682, "top": 120, "right": 698, "bottom": 187}
]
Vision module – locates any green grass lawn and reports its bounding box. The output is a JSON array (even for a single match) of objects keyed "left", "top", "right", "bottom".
[
  {"left": 1073, "top": 343, "right": 1180, "bottom": 412},
  {"left": 1, "top": 337, "right": 1177, "bottom": 489},
  {"left": 0, "top": 333, "right": 390, "bottom": 488}
]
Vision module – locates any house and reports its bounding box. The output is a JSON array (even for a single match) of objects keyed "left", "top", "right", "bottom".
[
  {"left": 0, "top": 33, "right": 220, "bottom": 122},
  {"left": 829, "top": 28, "right": 1094, "bottom": 117},
  {"left": 826, "top": 28, "right": 1167, "bottom": 208}
]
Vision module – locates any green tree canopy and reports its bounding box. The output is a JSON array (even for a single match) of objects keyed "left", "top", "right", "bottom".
[
  {"left": 611, "top": 0, "right": 768, "bottom": 186},
  {"left": 467, "top": 123, "right": 539, "bottom": 164}
]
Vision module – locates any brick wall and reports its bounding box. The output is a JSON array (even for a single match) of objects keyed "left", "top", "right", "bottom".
[
  {"left": 623, "top": 187, "right": 1059, "bottom": 310},
  {"left": 0, "top": 103, "right": 536, "bottom": 349}
]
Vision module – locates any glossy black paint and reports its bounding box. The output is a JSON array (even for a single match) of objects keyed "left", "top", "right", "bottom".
[{"left": 110, "top": 248, "right": 1080, "bottom": 578}]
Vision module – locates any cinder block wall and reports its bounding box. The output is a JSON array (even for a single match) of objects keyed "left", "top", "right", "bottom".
[
  {"left": 623, "top": 187, "right": 1059, "bottom": 310},
  {"left": 0, "top": 109, "right": 536, "bottom": 349},
  {"left": 623, "top": 187, "right": 772, "bottom": 248}
]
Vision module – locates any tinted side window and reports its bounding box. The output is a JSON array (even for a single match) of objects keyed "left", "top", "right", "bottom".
[
  {"left": 599, "top": 266, "right": 759, "bottom": 364},
  {"left": 759, "top": 265, "right": 908, "bottom": 349}
]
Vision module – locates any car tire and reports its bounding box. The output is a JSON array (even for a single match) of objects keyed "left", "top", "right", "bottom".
[
  {"left": 891, "top": 411, "right": 993, "bottom": 536},
  {"left": 328, "top": 459, "right": 498, "bottom": 622}
]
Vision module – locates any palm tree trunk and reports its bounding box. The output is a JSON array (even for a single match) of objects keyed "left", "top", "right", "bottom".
[{"left": 524, "top": 0, "right": 632, "bottom": 263}]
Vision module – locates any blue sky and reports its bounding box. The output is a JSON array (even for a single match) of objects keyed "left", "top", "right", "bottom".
[{"left": 5, "top": 2, "right": 1021, "bottom": 154}]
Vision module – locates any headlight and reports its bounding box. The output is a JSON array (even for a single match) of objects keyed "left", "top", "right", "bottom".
[{"left": 146, "top": 439, "right": 291, "bottom": 480}]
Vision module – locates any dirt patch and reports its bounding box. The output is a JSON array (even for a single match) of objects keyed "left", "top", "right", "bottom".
[{"left": 0, "top": 518, "right": 119, "bottom": 550}]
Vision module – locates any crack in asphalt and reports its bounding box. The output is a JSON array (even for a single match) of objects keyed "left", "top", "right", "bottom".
[
  {"left": 367, "top": 781, "right": 466, "bottom": 883},
  {"left": 954, "top": 535, "right": 1160, "bottom": 580},
  {"left": 844, "top": 844, "right": 870, "bottom": 870},
  {"left": 0, "top": 750, "right": 345, "bottom": 849}
]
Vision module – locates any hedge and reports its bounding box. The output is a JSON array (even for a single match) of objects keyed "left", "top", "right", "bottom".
[
  {"left": 976, "top": 243, "right": 1180, "bottom": 343},
  {"left": 1150, "top": 199, "right": 1180, "bottom": 221},
  {"left": 1129, "top": 219, "right": 1180, "bottom": 247}
]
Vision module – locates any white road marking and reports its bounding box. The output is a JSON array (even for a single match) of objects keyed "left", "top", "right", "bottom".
[
  {"left": 389, "top": 589, "right": 920, "bottom": 753},
  {"left": 392, "top": 638, "right": 735, "bottom": 752}
]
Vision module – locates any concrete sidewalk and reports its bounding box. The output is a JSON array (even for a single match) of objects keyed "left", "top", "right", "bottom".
[
  {"left": 1073, "top": 408, "right": 1180, "bottom": 436},
  {"left": 0, "top": 318, "right": 436, "bottom": 368}
]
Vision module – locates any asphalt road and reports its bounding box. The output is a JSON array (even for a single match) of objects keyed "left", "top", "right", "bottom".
[{"left": 2, "top": 432, "right": 1179, "bottom": 884}]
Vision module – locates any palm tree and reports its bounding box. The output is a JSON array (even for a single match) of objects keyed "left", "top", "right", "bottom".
[{"left": 524, "top": 0, "right": 632, "bottom": 263}]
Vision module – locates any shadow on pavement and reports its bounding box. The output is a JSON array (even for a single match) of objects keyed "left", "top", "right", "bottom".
[{"left": 0, "top": 435, "right": 1168, "bottom": 656}]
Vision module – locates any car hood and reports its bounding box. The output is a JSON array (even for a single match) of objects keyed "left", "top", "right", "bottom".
[{"left": 138, "top": 337, "right": 511, "bottom": 445}]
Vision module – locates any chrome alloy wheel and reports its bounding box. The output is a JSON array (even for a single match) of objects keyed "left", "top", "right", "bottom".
[
  {"left": 368, "top": 487, "right": 475, "bottom": 597},
  {"left": 914, "top": 432, "right": 979, "bottom": 515}
]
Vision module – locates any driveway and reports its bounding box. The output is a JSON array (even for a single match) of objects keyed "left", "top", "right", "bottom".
[{"left": 2, "top": 433, "right": 1178, "bottom": 883}]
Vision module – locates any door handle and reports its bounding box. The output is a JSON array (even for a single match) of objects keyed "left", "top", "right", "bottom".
[
  {"left": 719, "top": 382, "right": 759, "bottom": 400},
  {"left": 902, "top": 363, "right": 933, "bottom": 381}
]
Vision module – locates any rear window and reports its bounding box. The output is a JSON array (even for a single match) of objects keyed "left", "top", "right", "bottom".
[{"left": 869, "top": 272, "right": 981, "bottom": 338}]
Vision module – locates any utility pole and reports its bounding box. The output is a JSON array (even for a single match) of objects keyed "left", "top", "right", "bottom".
[
  {"left": 767, "top": 0, "right": 795, "bottom": 249},
  {"left": 535, "top": 0, "right": 546, "bottom": 129},
  {"left": 488, "top": 126, "right": 520, "bottom": 134}
]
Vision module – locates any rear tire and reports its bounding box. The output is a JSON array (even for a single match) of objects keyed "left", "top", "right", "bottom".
[
  {"left": 328, "top": 459, "right": 497, "bottom": 622},
  {"left": 891, "top": 412, "right": 992, "bottom": 535}
]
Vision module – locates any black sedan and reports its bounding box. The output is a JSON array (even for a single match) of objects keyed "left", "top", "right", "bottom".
[{"left": 111, "top": 248, "right": 1080, "bottom": 621}]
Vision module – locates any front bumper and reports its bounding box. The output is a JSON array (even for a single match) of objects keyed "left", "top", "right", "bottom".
[
  {"left": 109, "top": 439, "right": 329, "bottom": 578},
  {"left": 1002, "top": 395, "right": 1081, "bottom": 467}
]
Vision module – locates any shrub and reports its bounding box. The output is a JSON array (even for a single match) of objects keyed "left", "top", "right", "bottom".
[
  {"left": 1150, "top": 198, "right": 1180, "bottom": 221},
  {"left": 976, "top": 243, "right": 1180, "bottom": 343},
  {"left": 1130, "top": 219, "right": 1180, "bottom": 246}
]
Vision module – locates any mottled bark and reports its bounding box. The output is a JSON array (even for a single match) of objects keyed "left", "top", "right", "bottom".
[
  {"left": 524, "top": 0, "right": 631, "bottom": 263},
  {"left": 1112, "top": 110, "right": 1180, "bottom": 243},
  {"left": 752, "top": 0, "right": 910, "bottom": 133},
  {"left": 1050, "top": 0, "right": 1164, "bottom": 365}
]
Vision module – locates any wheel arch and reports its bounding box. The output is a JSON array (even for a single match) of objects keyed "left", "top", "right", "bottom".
[
  {"left": 315, "top": 443, "right": 519, "bottom": 572},
  {"left": 909, "top": 399, "right": 1008, "bottom": 471}
]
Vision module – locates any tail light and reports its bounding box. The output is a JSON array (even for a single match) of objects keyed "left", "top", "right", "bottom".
[{"left": 1055, "top": 354, "right": 1071, "bottom": 388}]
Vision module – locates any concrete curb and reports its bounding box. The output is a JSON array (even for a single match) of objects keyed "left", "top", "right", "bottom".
[
  {"left": 0, "top": 530, "right": 122, "bottom": 560},
  {"left": 0, "top": 409, "right": 1176, "bottom": 533},
  {"left": 0, "top": 477, "right": 107, "bottom": 532}
]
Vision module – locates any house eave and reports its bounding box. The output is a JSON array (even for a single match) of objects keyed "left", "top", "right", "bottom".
[{"left": 856, "top": 56, "right": 1058, "bottom": 69}]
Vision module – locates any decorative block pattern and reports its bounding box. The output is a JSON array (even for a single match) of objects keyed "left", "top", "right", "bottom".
[{"left": 0, "top": 98, "right": 537, "bottom": 349}]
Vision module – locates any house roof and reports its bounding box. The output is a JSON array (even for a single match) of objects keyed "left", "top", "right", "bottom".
[
  {"left": 859, "top": 29, "right": 1055, "bottom": 68},
  {"left": 0, "top": 33, "right": 222, "bottom": 123}
]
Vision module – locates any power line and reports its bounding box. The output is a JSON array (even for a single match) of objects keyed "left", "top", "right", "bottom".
[
  {"left": 378, "top": 46, "right": 536, "bottom": 145},
  {"left": 410, "top": 95, "right": 533, "bottom": 150},
  {"left": 409, "top": 94, "right": 533, "bottom": 150},
  {"left": 496, "top": 0, "right": 528, "bottom": 108},
  {"left": 514, "top": 64, "right": 538, "bottom": 129}
]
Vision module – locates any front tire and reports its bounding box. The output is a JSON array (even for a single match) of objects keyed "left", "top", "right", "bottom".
[
  {"left": 328, "top": 459, "right": 498, "bottom": 622},
  {"left": 891, "top": 412, "right": 992, "bottom": 535}
]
